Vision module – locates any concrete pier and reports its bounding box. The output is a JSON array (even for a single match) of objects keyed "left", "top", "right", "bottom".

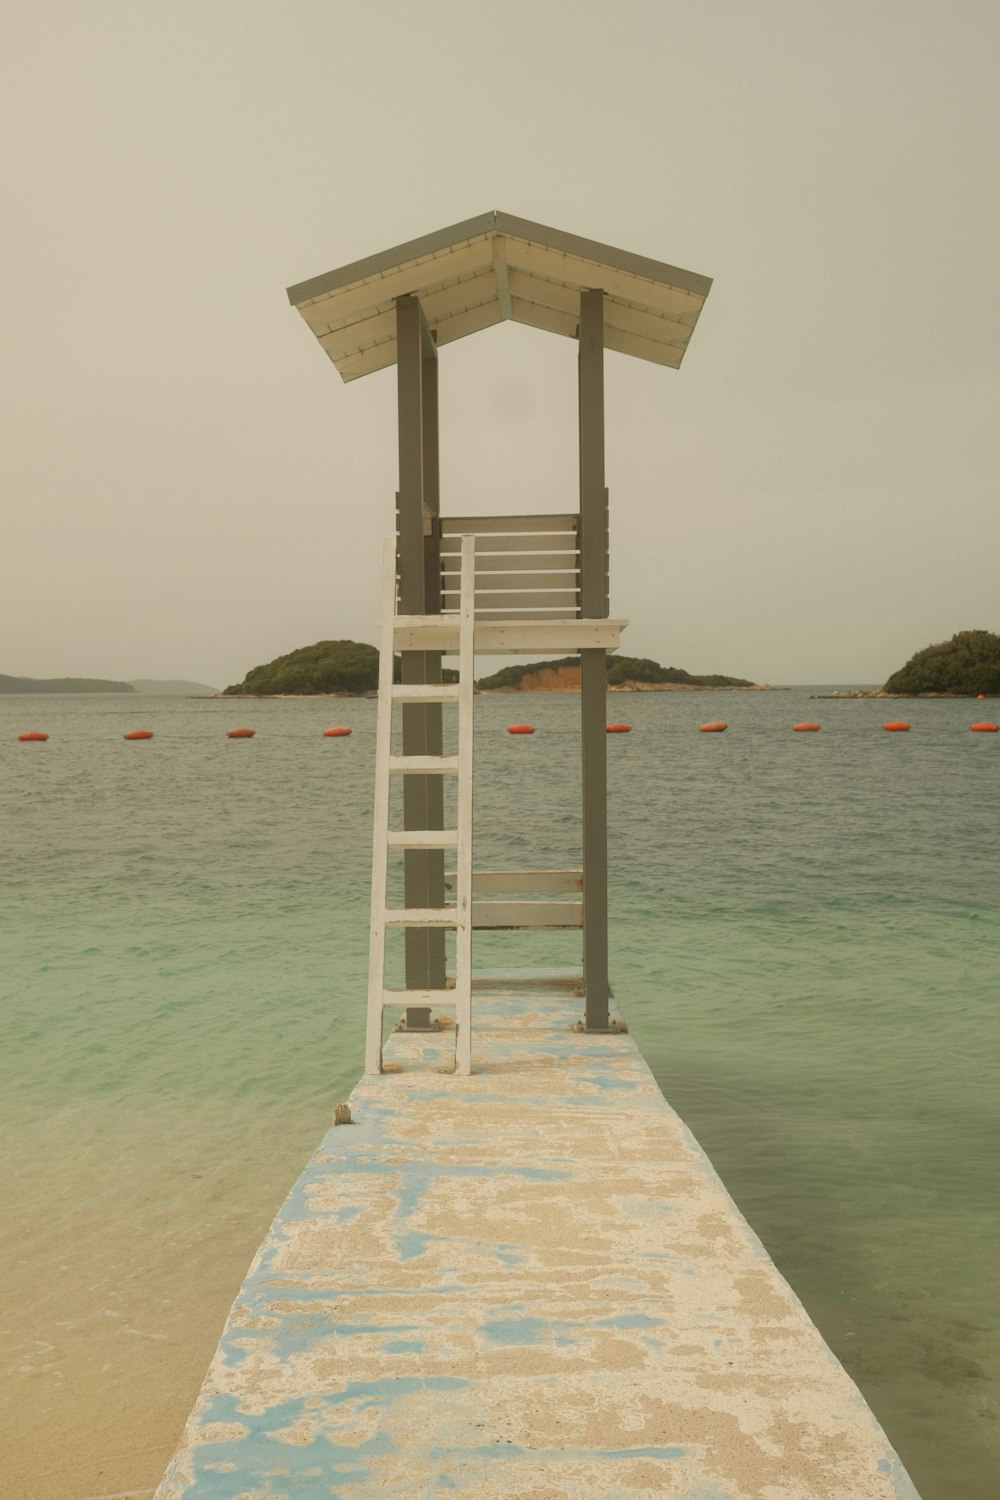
[{"left": 156, "top": 973, "right": 919, "bottom": 1499}]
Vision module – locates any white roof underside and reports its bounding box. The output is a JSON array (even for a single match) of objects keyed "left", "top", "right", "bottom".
[{"left": 286, "top": 212, "right": 712, "bottom": 382}]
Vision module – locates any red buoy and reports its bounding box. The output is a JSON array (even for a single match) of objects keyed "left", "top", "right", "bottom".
[
  {"left": 606, "top": 723, "right": 632, "bottom": 733},
  {"left": 970, "top": 721, "right": 999, "bottom": 733},
  {"left": 793, "top": 722, "right": 821, "bottom": 732},
  {"left": 507, "top": 724, "right": 535, "bottom": 735},
  {"left": 323, "top": 727, "right": 352, "bottom": 737},
  {"left": 227, "top": 727, "right": 256, "bottom": 738},
  {"left": 18, "top": 731, "right": 48, "bottom": 742},
  {"left": 977, "top": 694, "right": 986, "bottom": 700},
  {"left": 883, "top": 721, "right": 910, "bottom": 732},
  {"left": 124, "top": 729, "right": 154, "bottom": 740},
  {"left": 699, "top": 722, "right": 727, "bottom": 733}
]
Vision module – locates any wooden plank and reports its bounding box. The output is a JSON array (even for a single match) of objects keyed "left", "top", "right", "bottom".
[
  {"left": 464, "top": 608, "right": 581, "bottom": 622},
  {"left": 504, "top": 236, "right": 705, "bottom": 320},
  {"left": 507, "top": 268, "right": 695, "bottom": 348},
  {"left": 382, "top": 989, "right": 457, "bottom": 1008},
  {"left": 392, "top": 618, "right": 626, "bottom": 652},
  {"left": 391, "top": 684, "right": 460, "bottom": 701},
  {"left": 495, "top": 214, "right": 712, "bottom": 298},
  {"left": 510, "top": 298, "right": 579, "bottom": 341},
  {"left": 387, "top": 830, "right": 459, "bottom": 849},
  {"left": 439, "top": 532, "right": 578, "bottom": 555},
  {"left": 319, "top": 307, "right": 396, "bottom": 360},
  {"left": 475, "top": 620, "right": 623, "bottom": 649},
  {"left": 471, "top": 901, "right": 584, "bottom": 929},
  {"left": 604, "top": 298, "right": 692, "bottom": 349},
  {"left": 445, "top": 869, "right": 583, "bottom": 893},
  {"left": 296, "top": 238, "right": 494, "bottom": 327},
  {"left": 442, "top": 572, "right": 579, "bottom": 594},
  {"left": 387, "top": 755, "right": 459, "bottom": 774},
  {"left": 441, "top": 513, "right": 578, "bottom": 534},
  {"left": 448, "top": 589, "right": 581, "bottom": 611},
  {"left": 441, "top": 551, "right": 579, "bottom": 576},
  {"left": 604, "top": 324, "right": 684, "bottom": 368},
  {"left": 336, "top": 340, "right": 400, "bottom": 383},
  {"left": 384, "top": 908, "right": 458, "bottom": 927},
  {"left": 432, "top": 300, "right": 504, "bottom": 348}
]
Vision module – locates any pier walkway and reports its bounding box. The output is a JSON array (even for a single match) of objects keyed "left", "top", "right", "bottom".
[{"left": 156, "top": 972, "right": 919, "bottom": 1499}]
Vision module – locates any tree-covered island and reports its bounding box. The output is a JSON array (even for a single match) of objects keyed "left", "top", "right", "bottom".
[
  {"left": 883, "top": 630, "right": 1000, "bottom": 696},
  {"left": 476, "top": 655, "right": 760, "bottom": 691},
  {"left": 224, "top": 640, "right": 458, "bottom": 696},
  {"left": 224, "top": 643, "right": 761, "bottom": 696}
]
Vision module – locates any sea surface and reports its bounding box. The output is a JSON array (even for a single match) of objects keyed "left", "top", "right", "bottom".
[{"left": 1, "top": 689, "right": 997, "bottom": 1499}]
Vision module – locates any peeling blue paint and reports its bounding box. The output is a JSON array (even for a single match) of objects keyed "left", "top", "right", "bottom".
[
  {"left": 480, "top": 1315, "right": 550, "bottom": 1345},
  {"left": 396, "top": 1230, "right": 431, "bottom": 1260},
  {"left": 593, "top": 1311, "right": 662, "bottom": 1330},
  {"left": 155, "top": 980, "right": 922, "bottom": 1500}
]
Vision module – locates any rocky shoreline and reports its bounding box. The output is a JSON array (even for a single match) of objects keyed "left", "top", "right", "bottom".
[{"left": 810, "top": 690, "right": 995, "bottom": 700}]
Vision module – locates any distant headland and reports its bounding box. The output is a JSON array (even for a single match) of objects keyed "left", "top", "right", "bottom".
[
  {"left": 222, "top": 641, "right": 769, "bottom": 696},
  {"left": 0, "top": 673, "right": 134, "bottom": 694},
  {"left": 1, "top": 675, "right": 219, "bottom": 695},
  {"left": 813, "top": 630, "right": 1000, "bottom": 699}
]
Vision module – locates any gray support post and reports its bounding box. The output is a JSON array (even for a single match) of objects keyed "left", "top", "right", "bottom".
[
  {"left": 578, "top": 288, "right": 610, "bottom": 1030},
  {"left": 396, "top": 296, "right": 446, "bottom": 1014},
  {"left": 418, "top": 330, "right": 445, "bottom": 969}
]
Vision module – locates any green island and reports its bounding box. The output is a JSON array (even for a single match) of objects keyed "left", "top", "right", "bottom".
[
  {"left": 0, "top": 673, "right": 134, "bottom": 694},
  {"left": 225, "top": 641, "right": 381, "bottom": 695},
  {"left": 224, "top": 640, "right": 460, "bottom": 696},
  {"left": 476, "top": 655, "right": 758, "bottom": 692},
  {"left": 883, "top": 630, "right": 1000, "bottom": 696},
  {"left": 224, "top": 642, "right": 758, "bottom": 695}
]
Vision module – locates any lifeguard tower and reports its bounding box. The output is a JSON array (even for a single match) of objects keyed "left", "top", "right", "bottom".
[
  {"left": 287, "top": 213, "right": 712, "bottom": 1072},
  {"left": 152, "top": 220, "right": 920, "bottom": 1500}
]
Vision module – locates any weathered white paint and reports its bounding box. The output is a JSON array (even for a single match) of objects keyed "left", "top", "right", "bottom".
[
  {"left": 391, "top": 615, "right": 626, "bottom": 653},
  {"left": 367, "top": 535, "right": 476, "bottom": 1076},
  {"left": 156, "top": 973, "right": 921, "bottom": 1500}
]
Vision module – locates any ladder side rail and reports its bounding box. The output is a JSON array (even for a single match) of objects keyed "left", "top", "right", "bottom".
[
  {"left": 454, "top": 533, "right": 476, "bottom": 1076},
  {"left": 365, "top": 536, "right": 400, "bottom": 1075}
]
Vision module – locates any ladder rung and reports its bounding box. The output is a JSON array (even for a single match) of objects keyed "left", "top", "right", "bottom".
[
  {"left": 384, "top": 907, "right": 461, "bottom": 927},
  {"left": 387, "top": 755, "right": 460, "bottom": 774},
  {"left": 387, "top": 830, "right": 459, "bottom": 849},
  {"left": 445, "top": 868, "right": 582, "bottom": 894},
  {"left": 391, "top": 684, "right": 461, "bottom": 702},
  {"left": 472, "top": 901, "right": 583, "bottom": 929},
  {"left": 382, "top": 989, "right": 457, "bottom": 1008}
]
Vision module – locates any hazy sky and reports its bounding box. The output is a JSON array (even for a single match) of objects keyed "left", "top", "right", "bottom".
[{"left": 2, "top": 1, "right": 997, "bottom": 687}]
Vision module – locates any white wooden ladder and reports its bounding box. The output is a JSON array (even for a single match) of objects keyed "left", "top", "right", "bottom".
[{"left": 365, "top": 534, "right": 475, "bottom": 1076}]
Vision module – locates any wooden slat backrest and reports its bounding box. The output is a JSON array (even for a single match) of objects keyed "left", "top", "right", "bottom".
[{"left": 438, "top": 513, "right": 580, "bottom": 619}]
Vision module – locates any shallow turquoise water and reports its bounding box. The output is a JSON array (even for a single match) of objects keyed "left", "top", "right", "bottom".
[{"left": 1, "top": 689, "right": 997, "bottom": 1496}]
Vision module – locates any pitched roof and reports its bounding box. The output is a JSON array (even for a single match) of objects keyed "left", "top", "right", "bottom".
[{"left": 286, "top": 212, "right": 712, "bottom": 382}]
